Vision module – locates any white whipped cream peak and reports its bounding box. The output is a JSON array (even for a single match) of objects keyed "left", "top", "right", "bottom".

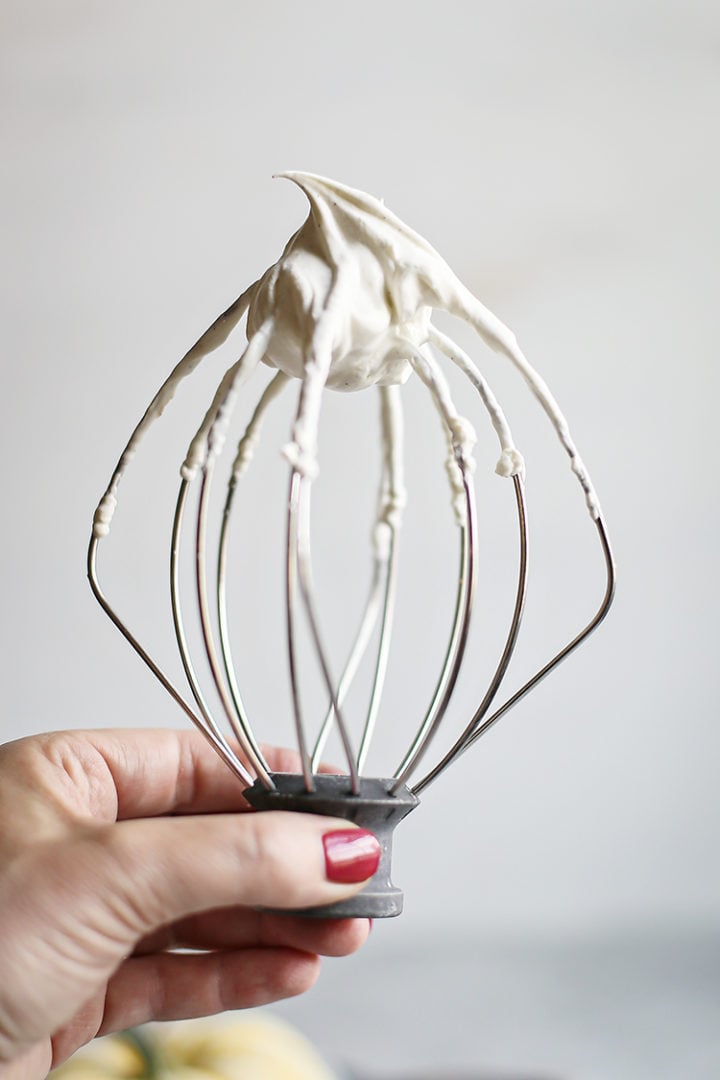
[{"left": 93, "top": 172, "right": 601, "bottom": 540}]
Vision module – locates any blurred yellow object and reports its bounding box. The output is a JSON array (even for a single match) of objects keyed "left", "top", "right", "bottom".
[
  {"left": 50, "top": 1014, "right": 340, "bottom": 1079},
  {"left": 49, "top": 1034, "right": 148, "bottom": 1077}
]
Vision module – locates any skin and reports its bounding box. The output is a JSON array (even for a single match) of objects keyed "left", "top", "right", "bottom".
[{"left": 0, "top": 730, "right": 373, "bottom": 1078}]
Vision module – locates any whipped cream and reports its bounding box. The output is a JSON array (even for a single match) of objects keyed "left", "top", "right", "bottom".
[
  {"left": 373, "top": 382, "right": 407, "bottom": 559},
  {"left": 93, "top": 171, "right": 601, "bottom": 538}
]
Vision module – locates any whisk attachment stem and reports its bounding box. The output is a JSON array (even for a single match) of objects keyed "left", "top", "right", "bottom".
[{"left": 243, "top": 773, "right": 418, "bottom": 918}]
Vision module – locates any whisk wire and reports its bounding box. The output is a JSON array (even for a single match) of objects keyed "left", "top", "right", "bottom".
[
  {"left": 295, "top": 476, "right": 360, "bottom": 793},
  {"left": 87, "top": 535, "right": 252, "bottom": 784},
  {"left": 216, "top": 372, "right": 291, "bottom": 770},
  {"left": 196, "top": 465, "right": 272, "bottom": 785},
  {"left": 412, "top": 513, "right": 615, "bottom": 794},
  {"left": 170, "top": 480, "right": 256, "bottom": 783},
  {"left": 357, "top": 384, "right": 406, "bottom": 773},
  {"left": 391, "top": 347, "right": 479, "bottom": 788},
  {"left": 392, "top": 472, "right": 477, "bottom": 790},
  {"left": 285, "top": 470, "right": 314, "bottom": 790},
  {"left": 172, "top": 323, "right": 277, "bottom": 786},
  {"left": 311, "top": 557, "right": 384, "bottom": 771},
  {"left": 356, "top": 527, "right": 399, "bottom": 774},
  {"left": 410, "top": 472, "right": 529, "bottom": 793}
]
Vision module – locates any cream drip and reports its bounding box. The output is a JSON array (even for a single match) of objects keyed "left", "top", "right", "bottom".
[
  {"left": 373, "top": 383, "right": 407, "bottom": 560},
  {"left": 231, "top": 370, "right": 290, "bottom": 479},
  {"left": 93, "top": 283, "right": 259, "bottom": 538}
]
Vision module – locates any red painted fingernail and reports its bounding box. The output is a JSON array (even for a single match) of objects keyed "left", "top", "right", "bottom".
[{"left": 323, "top": 829, "right": 381, "bottom": 883}]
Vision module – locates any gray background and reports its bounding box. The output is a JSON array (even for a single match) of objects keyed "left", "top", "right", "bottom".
[{"left": 1, "top": 2, "right": 718, "bottom": 1077}]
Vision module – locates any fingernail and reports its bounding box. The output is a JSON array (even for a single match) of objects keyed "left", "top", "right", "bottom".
[{"left": 323, "top": 829, "right": 381, "bottom": 883}]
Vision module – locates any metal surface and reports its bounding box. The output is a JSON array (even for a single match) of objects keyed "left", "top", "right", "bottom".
[{"left": 244, "top": 774, "right": 418, "bottom": 918}]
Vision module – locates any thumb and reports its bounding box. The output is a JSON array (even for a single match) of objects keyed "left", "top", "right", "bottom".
[
  {"left": 97, "top": 811, "right": 380, "bottom": 937},
  {"left": 0, "top": 814, "right": 378, "bottom": 1065}
]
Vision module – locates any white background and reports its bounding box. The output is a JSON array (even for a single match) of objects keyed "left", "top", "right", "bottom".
[{"left": 1, "top": 0, "right": 718, "bottom": 1065}]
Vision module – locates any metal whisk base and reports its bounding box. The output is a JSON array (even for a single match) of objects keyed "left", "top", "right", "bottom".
[{"left": 243, "top": 773, "right": 419, "bottom": 918}]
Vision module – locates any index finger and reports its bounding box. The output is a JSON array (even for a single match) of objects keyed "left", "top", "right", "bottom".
[
  {"left": 95, "top": 727, "right": 258, "bottom": 818},
  {"left": 90, "top": 730, "right": 342, "bottom": 820},
  {"left": 3, "top": 729, "right": 314, "bottom": 823}
]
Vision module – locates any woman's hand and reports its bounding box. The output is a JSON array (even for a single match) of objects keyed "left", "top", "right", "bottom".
[{"left": 0, "top": 730, "right": 377, "bottom": 1078}]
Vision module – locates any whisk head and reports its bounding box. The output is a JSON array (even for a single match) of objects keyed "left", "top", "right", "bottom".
[{"left": 89, "top": 173, "right": 614, "bottom": 917}]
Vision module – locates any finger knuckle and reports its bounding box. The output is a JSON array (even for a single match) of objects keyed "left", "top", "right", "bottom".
[{"left": 242, "top": 814, "right": 311, "bottom": 909}]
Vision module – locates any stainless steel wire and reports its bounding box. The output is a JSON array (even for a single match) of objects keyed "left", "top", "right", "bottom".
[
  {"left": 356, "top": 526, "right": 399, "bottom": 774},
  {"left": 391, "top": 471, "right": 477, "bottom": 791},
  {"left": 87, "top": 534, "right": 252, "bottom": 785},
  {"left": 310, "top": 556, "right": 385, "bottom": 772},
  {"left": 310, "top": 386, "right": 403, "bottom": 775},
  {"left": 195, "top": 465, "right": 272, "bottom": 783},
  {"left": 216, "top": 371, "right": 290, "bottom": 771},
  {"left": 285, "top": 470, "right": 313, "bottom": 789},
  {"left": 169, "top": 480, "right": 267, "bottom": 786},
  {"left": 411, "top": 513, "right": 615, "bottom": 795},
  {"left": 409, "top": 472, "right": 528, "bottom": 794},
  {"left": 292, "top": 472, "right": 360, "bottom": 793}
]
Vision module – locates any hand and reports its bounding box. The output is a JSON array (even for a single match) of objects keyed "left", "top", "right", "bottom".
[{"left": 0, "top": 730, "right": 377, "bottom": 1078}]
